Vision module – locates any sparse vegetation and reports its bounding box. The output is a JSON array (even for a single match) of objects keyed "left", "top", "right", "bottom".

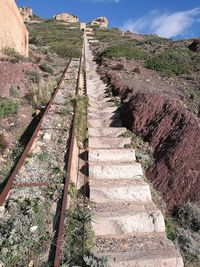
[
  {"left": 61, "top": 183, "right": 95, "bottom": 267},
  {"left": 0, "top": 134, "right": 8, "bottom": 152},
  {"left": 9, "top": 86, "right": 19, "bottom": 97},
  {"left": 28, "top": 81, "right": 57, "bottom": 109},
  {"left": 28, "top": 20, "right": 83, "bottom": 59},
  {"left": 165, "top": 202, "right": 200, "bottom": 266},
  {"left": 26, "top": 70, "right": 41, "bottom": 84},
  {"left": 1, "top": 47, "right": 25, "bottom": 62},
  {"left": 39, "top": 62, "right": 54, "bottom": 74},
  {"left": 98, "top": 42, "right": 148, "bottom": 62},
  {"left": 70, "top": 96, "right": 88, "bottom": 147},
  {"left": 146, "top": 49, "right": 200, "bottom": 76},
  {"left": 0, "top": 195, "right": 51, "bottom": 266},
  {"left": 123, "top": 130, "right": 154, "bottom": 170},
  {"left": 0, "top": 98, "right": 19, "bottom": 118}
]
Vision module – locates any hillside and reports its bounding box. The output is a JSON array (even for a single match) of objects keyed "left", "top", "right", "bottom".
[
  {"left": 89, "top": 27, "right": 200, "bottom": 267},
  {"left": 0, "top": 19, "right": 83, "bottom": 193},
  {"left": 0, "top": 10, "right": 200, "bottom": 267}
]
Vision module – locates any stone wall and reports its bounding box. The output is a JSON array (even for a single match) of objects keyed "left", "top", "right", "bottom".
[{"left": 0, "top": 0, "right": 29, "bottom": 56}]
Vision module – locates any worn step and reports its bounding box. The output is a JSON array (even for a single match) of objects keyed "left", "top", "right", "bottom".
[
  {"left": 89, "top": 162, "right": 143, "bottom": 179},
  {"left": 94, "top": 235, "right": 184, "bottom": 267},
  {"left": 89, "top": 137, "right": 131, "bottom": 149},
  {"left": 88, "top": 118, "right": 123, "bottom": 128},
  {"left": 88, "top": 112, "right": 120, "bottom": 120},
  {"left": 89, "top": 148, "right": 136, "bottom": 163},
  {"left": 88, "top": 106, "right": 118, "bottom": 113},
  {"left": 91, "top": 202, "right": 165, "bottom": 235},
  {"left": 90, "top": 179, "right": 152, "bottom": 203},
  {"left": 88, "top": 127, "right": 126, "bottom": 137}
]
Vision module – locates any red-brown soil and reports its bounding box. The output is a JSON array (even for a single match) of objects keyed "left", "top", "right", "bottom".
[{"left": 98, "top": 59, "right": 200, "bottom": 212}]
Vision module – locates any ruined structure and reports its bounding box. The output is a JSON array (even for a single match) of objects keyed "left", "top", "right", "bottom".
[
  {"left": 90, "top": 17, "right": 108, "bottom": 28},
  {"left": 0, "top": 0, "right": 29, "bottom": 56},
  {"left": 53, "top": 13, "right": 79, "bottom": 23},
  {"left": 18, "top": 6, "right": 33, "bottom": 22}
]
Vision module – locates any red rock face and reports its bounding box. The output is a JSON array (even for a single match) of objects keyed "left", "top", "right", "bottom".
[{"left": 120, "top": 92, "right": 200, "bottom": 212}]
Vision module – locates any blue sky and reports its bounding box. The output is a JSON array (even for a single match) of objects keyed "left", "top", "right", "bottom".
[{"left": 16, "top": 0, "right": 200, "bottom": 39}]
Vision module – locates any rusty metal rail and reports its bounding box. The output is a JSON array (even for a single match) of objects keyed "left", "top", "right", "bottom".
[
  {"left": 0, "top": 60, "right": 72, "bottom": 206},
  {"left": 53, "top": 56, "right": 84, "bottom": 267}
]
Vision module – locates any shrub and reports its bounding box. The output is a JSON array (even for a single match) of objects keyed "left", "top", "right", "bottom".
[
  {"left": 29, "top": 81, "right": 56, "bottom": 109},
  {"left": 39, "top": 62, "right": 53, "bottom": 74},
  {"left": 0, "top": 98, "right": 19, "bottom": 118},
  {"left": 26, "top": 70, "right": 41, "bottom": 84},
  {"left": 84, "top": 254, "right": 110, "bottom": 267},
  {"left": 98, "top": 42, "right": 148, "bottom": 61},
  {"left": 145, "top": 50, "right": 193, "bottom": 76},
  {"left": 0, "top": 134, "right": 8, "bottom": 152},
  {"left": 1, "top": 47, "right": 25, "bottom": 62},
  {"left": 165, "top": 217, "right": 177, "bottom": 241},
  {"left": 9, "top": 86, "right": 19, "bottom": 97},
  {"left": 176, "top": 202, "right": 200, "bottom": 232}
]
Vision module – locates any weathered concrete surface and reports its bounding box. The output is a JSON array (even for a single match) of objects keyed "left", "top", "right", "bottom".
[
  {"left": 89, "top": 137, "right": 131, "bottom": 149},
  {"left": 90, "top": 179, "right": 152, "bottom": 203},
  {"left": 90, "top": 162, "right": 143, "bottom": 179},
  {"left": 0, "top": 0, "right": 29, "bottom": 56},
  {"left": 92, "top": 202, "right": 165, "bottom": 235},
  {"left": 95, "top": 235, "right": 184, "bottom": 267},
  {"left": 89, "top": 148, "right": 136, "bottom": 163},
  {"left": 88, "top": 127, "right": 126, "bottom": 137}
]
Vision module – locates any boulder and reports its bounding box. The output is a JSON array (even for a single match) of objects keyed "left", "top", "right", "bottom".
[
  {"left": 53, "top": 13, "right": 79, "bottom": 23},
  {"left": 91, "top": 17, "right": 108, "bottom": 28},
  {"left": 188, "top": 39, "right": 200, "bottom": 52},
  {"left": 18, "top": 7, "right": 33, "bottom": 22}
]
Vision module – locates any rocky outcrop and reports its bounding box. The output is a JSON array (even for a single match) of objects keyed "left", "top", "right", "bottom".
[
  {"left": 18, "top": 7, "right": 33, "bottom": 22},
  {"left": 188, "top": 39, "right": 200, "bottom": 52},
  {"left": 0, "top": 0, "right": 29, "bottom": 56},
  {"left": 53, "top": 13, "right": 79, "bottom": 23},
  {"left": 90, "top": 17, "right": 108, "bottom": 28}
]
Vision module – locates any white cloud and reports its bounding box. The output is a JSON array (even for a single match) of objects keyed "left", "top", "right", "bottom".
[{"left": 121, "top": 8, "right": 200, "bottom": 38}]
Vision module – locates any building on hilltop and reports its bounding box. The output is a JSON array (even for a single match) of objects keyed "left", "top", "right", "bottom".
[{"left": 0, "top": 0, "right": 29, "bottom": 56}]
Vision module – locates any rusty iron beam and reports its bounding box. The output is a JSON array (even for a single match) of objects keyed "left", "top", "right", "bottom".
[
  {"left": 14, "top": 182, "right": 48, "bottom": 187},
  {"left": 0, "top": 60, "right": 72, "bottom": 206}
]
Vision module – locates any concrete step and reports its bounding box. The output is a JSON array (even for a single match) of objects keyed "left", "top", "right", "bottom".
[
  {"left": 90, "top": 179, "right": 152, "bottom": 203},
  {"left": 88, "top": 112, "right": 120, "bottom": 120},
  {"left": 89, "top": 162, "right": 143, "bottom": 179},
  {"left": 91, "top": 202, "right": 165, "bottom": 235},
  {"left": 94, "top": 235, "right": 184, "bottom": 267},
  {"left": 88, "top": 118, "right": 123, "bottom": 128},
  {"left": 89, "top": 137, "right": 131, "bottom": 149},
  {"left": 88, "top": 127, "right": 126, "bottom": 137},
  {"left": 88, "top": 106, "right": 118, "bottom": 113},
  {"left": 89, "top": 148, "right": 136, "bottom": 163}
]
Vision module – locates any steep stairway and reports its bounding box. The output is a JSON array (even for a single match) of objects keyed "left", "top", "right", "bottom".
[{"left": 85, "top": 31, "right": 184, "bottom": 267}]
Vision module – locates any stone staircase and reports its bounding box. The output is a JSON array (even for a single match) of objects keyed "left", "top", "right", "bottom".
[{"left": 85, "top": 31, "right": 184, "bottom": 267}]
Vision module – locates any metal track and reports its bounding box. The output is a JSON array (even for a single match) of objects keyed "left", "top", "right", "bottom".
[
  {"left": 53, "top": 55, "right": 84, "bottom": 267},
  {"left": 0, "top": 60, "right": 72, "bottom": 206}
]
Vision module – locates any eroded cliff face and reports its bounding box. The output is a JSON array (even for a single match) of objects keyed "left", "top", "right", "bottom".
[
  {"left": 99, "top": 61, "right": 200, "bottom": 212},
  {"left": 120, "top": 92, "right": 200, "bottom": 212}
]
